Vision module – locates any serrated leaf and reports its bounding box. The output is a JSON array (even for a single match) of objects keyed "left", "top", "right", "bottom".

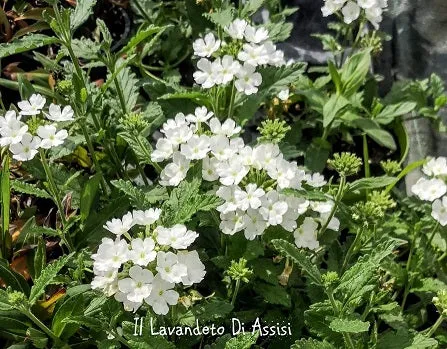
[
  {"left": 203, "top": 7, "right": 234, "bottom": 28},
  {"left": 162, "top": 178, "right": 222, "bottom": 225},
  {"left": 119, "top": 132, "right": 152, "bottom": 165},
  {"left": 271, "top": 239, "right": 322, "bottom": 285},
  {"left": 113, "top": 60, "right": 139, "bottom": 112},
  {"left": 119, "top": 25, "right": 165, "bottom": 55},
  {"left": 292, "top": 339, "right": 336, "bottom": 349},
  {"left": 0, "top": 34, "right": 59, "bottom": 58},
  {"left": 241, "top": 0, "right": 265, "bottom": 17},
  {"left": 225, "top": 332, "right": 259, "bottom": 349},
  {"left": 348, "top": 176, "right": 397, "bottom": 193},
  {"left": 111, "top": 179, "right": 168, "bottom": 209},
  {"left": 192, "top": 299, "right": 233, "bottom": 322},
  {"left": 29, "top": 254, "right": 72, "bottom": 305},
  {"left": 255, "top": 282, "right": 291, "bottom": 307},
  {"left": 70, "top": 0, "right": 96, "bottom": 30},
  {"left": 329, "top": 318, "right": 370, "bottom": 333}
]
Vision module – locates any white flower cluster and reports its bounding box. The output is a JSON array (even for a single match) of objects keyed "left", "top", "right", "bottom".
[
  {"left": 321, "top": 0, "right": 388, "bottom": 29},
  {"left": 151, "top": 106, "right": 339, "bottom": 250},
  {"left": 192, "top": 18, "right": 285, "bottom": 95},
  {"left": 411, "top": 157, "right": 447, "bottom": 226},
  {"left": 0, "top": 94, "right": 72, "bottom": 161},
  {"left": 91, "top": 208, "right": 206, "bottom": 315}
]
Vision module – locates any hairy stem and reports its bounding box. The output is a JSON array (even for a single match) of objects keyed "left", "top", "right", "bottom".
[{"left": 231, "top": 279, "right": 241, "bottom": 306}]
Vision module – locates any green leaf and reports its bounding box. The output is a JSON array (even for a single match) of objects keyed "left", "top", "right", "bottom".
[
  {"left": 70, "top": 0, "right": 96, "bottom": 31},
  {"left": 0, "top": 34, "right": 59, "bottom": 58},
  {"left": 241, "top": 0, "right": 265, "bottom": 17},
  {"left": 33, "top": 238, "right": 46, "bottom": 280},
  {"left": 192, "top": 299, "right": 233, "bottom": 322},
  {"left": 159, "top": 91, "right": 213, "bottom": 109},
  {"left": 203, "top": 7, "right": 234, "bottom": 28},
  {"left": 80, "top": 174, "right": 101, "bottom": 221},
  {"left": 271, "top": 239, "right": 322, "bottom": 285},
  {"left": 0, "top": 259, "right": 30, "bottom": 295},
  {"left": 10, "top": 180, "right": 51, "bottom": 199},
  {"left": 1, "top": 156, "right": 11, "bottom": 260},
  {"left": 329, "top": 318, "right": 370, "bottom": 333},
  {"left": 27, "top": 327, "right": 48, "bottom": 349},
  {"left": 353, "top": 118, "right": 397, "bottom": 150},
  {"left": 51, "top": 293, "right": 84, "bottom": 340},
  {"left": 375, "top": 102, "right": 417, "bottom": 125},
  {"left": 264, "top": 20, "right": 294, "bottom": 42},
  {"left": 340, "top": 49, "right": 371, "bottom": 97},
  {"left": 328, "top": 61, "right": 342, "bottom": 94},
  {"left": 225, "top": 332, "right": 259, "bottom": 349},
  {"left": 162, "top": 178, "right": 222, "bottom": 225},
  {"left": 119, "top": 132, "right": 152, "bottom": 165},
  {"left": 323, "top": 94, "right": 349, "bottom": 128},
  {"left": 111, "top": 179, "right": 168, "bottom": 209},
  {"left": 29, "top": 254, "right": 72, "bottom": 305},
  {"left": 96, "top": 18, "right": 112, "bottom": 49},
  {"left": 114, "top": 60, "right": 139, "bottom": 111},
  {"left": 119, "top": 25, "right": 165, "bottom": 55},
  {"left": 254, "top": 282, "right": 291, "bottom": 307},
  {"left": 292, "top": 339, "right": 336, "bottom": 349},
  {"left": 348, "top": 176, "right": 397, "bottom": 193},
  {"left": 384, "top": 159, "right": 426, "bottom": 194},
  {"left": 16, "top": 217, "right": 60, "bottom": 247}
]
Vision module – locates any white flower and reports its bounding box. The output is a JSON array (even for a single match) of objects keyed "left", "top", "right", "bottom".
[
  {"left": 432, "top": 197, "right": 447, "bottom": 226},
  {"left": 259, "top": 190, "right": 288, "bottom": 225},
  {"left": 319, "top": 212, "right": 340, "bottom": 231},
  {"left": 358, "top": 0, "right": 377, "bottom": 9},
  {"left": 128, "top": 238, "right": 157, "bottom": 266},
  {"left": 213, "top": 56, "right": 241, "bottom": 85},
  {"left": 177, "top": 250, "right": 206, "bottom": 286},
  {"left": 225, "top": 19, "right": 248, "bottom": 40},
  {"left": 163, "top": 124, "right": 193, "bottom": 147},
  {"left": 278, "top": 89, "right": 290, "bottom": 101},
  {"left": 91, "top": 269, "right": 118, "bottom": 296},
  {"left": 238, "top": 43, "right": 268, "bottom": 66},
  {"left": 151, "top": 138, "right": 174, "bottom": 163},
  {"left": 186, "top": 106, "right": 214, "bottom": 124},
  {"left": 267, "top": 158, "right": 297, "bottom": 189},
  {"left": 220, "top": 210, "right": 246, "bottom": 235},
  {"left": 193, "top": 58, "right": 216, "bottom": 88},
  {"left": 114, "top": 291, "right": 142, "bottom": 312},
  {"left": 9, "top": 133, "right": 40, "bottom": 161},
  {"left": 0, "top": 110, "right": 21, "bottom": 130},
  {"left": 103, "top": 212, "right": 135, "bottom": 236},
  {"left": 92, "top": 237, "right": 129, "bottom": 272},
  {"left": 342, "top": 1, "right": 361, "bottom": 24},
  {"left": 235, "top": 63, "right": 262, "bottom": 95},
  {"left": 202, "top": 156, "right": 220, "bottom": 181},
  {"left": 243, "top": 209, "right": 268, "bottom": 240},
  {"left": 36, "top": 125, "right": 68, "bottom": 149},
  {"left": 118, "top": 265, "right": 154, "bottom": 303},
  {"left": 132, "top": 208, "right": 161, "bottom": 226},
  {"left": 307, "top": 173, "right": 327, "bottom": 188},
  {"left": 180, "top": 135, "right": 211, "bottom": 160},
  {"left": 310, "top": 200, "right": 333, "bottom": 214},
  {"left": 244, "top": 25, "right": 269, "bottom": 44},
  {"left": 156, "top": 251, "right": 188, "bottom": 283},
  {"left": 253, "top": 143, "right": 282, "bottom": 171},
  {"left": 294, "top": 217, "right": 319, "bottom": 250},
  {"left": 209, "top": 118, "right": 242, "bottom": 137},
  {"left": 156, "top": 224, "right": 199, "bottom": 249},
  {"left": 193, "top": 33, "right": 221, "bottom": 57},
  {"left": 411, "top": 178, "right": 447, "bottom": 202},
  {"left": 216, "top": 157, "right": 249, "bottom": 186},
  {"left": 161, "top": 113, "right": 189, "bottom": 133},
  {"left": 235, "top": 183, "right": 265, "bottom": 210},
  {"left": 144, "top": 274, "right": 179, "bottom": 315},
  {"left": 210, "top": 135, "right": 238, "bottom": 161},
  {"left": 280, "top": 196, "right": 306, "bottom": 232},
  {"left": 160, "top": 152, "right": 190, "bottom": 186},
  {"left": 423, "top": 157, "right": 447, "bottom": 177},
  {"left": 365, "top": 6, "right": 383, "bottom": 29},
  {"left": 44, "top": 104, "right": 74, "bottom": 122},
  {"left": 0, "top": 119, "right": 28, "bottom": 146},
  {"left": 17, "top": 94, "right": 46, "bottom": 115},
  {"left": 216, "top": 185, "right": 239, "bottom": 214},
  {"left": 321, "top": 0, "right": 345, "bottom": 17}
]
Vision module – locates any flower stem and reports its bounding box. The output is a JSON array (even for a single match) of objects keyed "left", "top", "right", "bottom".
[
  {"left": 22, "top": 308, "right": 62, "bottom": 345},
  {"left": 319, "top": 175, "right": 346, "bottom": 237},
  {"left": 427, "top": 315, "right": 444, "bottom": 338},
  {"left": 341, "top": 226, "right": 364, "bottom": 273},
  {"left": 39, "top": 150, "right": 74, "bottom": 253},
  {"left": 327, "top": 288, "right": 356, "bottom": 349},
  {"left": 427, "top": 222, "right": 440, "bottom": 248},
  {"left": 0, "top": 154, "right": 11, "bottom": 260},
  {"left": 231, "top": 279, "right": 241, "bottom": 306}
]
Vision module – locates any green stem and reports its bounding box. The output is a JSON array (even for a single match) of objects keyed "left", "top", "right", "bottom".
[
  {"left": 427, "top": 315, "right": 444, "bottom": 338},
  {"left": 341, "top": 226, "right": 364, "bottom": 273},
  {"left": 228, "top": 82, "right": 236, "bottom": 119},
  {"left": 22, "top": 308, "right": 61, "bottom": 345},
  {"left": 231, "top": 279, "right": 241, "bottom": 306},
  {"left": 319, "top": 175, "right": 346, "bottom": 237},
  {"left": 0, "top": 154, "right": 11, "bottom": 260},
  {"left": 363, "top": 134, "right": 370, "bottom": 179},
  {"left": 79, "top": 121, "right": 109, "bottom": 194},
  {"left": 401, "top": 229, "right": 418, "bottom": 310},
  {"left": 327, "top": 288, "right": 356, "bottom": 349},
  {"left": 39, "top": 150, "right": 74, "bottom": 253},
  {"left": 438, "top": 251, "right": 447, "bottom": 263},
  {"left": 427, "top": 222, "right": 440, "bottom": 248},
  {"left": 133, "top": 0, "right": 152, "bottom": 23}
]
